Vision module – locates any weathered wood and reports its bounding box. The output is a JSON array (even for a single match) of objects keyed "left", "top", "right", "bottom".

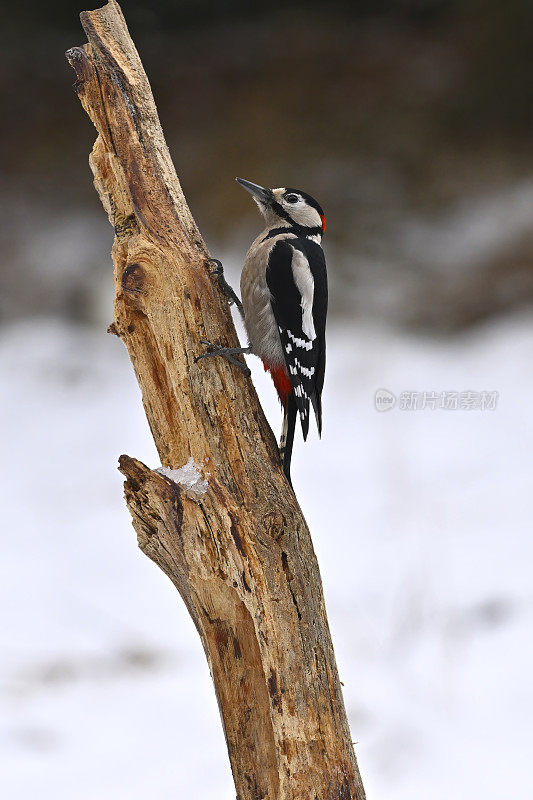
[{"left": 66, "top": 3, "right": 366, "bottom": 798}]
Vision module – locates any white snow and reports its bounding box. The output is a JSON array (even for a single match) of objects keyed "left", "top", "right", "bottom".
[
  {"left": 155, "top": 458, "right": 209, "bottom": 497},
  {"left": 0, "top": 314, "right": 532, "bottom": 799}
]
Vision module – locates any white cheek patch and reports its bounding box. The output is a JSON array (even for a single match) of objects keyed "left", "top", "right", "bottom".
[
  {"left": 290, "top": 247, "right": 316, "bottom": 341},
  {"left": 287, "top": 203, "right": 321, "bottom": 229},
  {"left": 301, "top": 206, "right": 321, "bottom": 227}
]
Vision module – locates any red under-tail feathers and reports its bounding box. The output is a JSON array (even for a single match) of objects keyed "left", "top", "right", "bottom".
[{"left": 263, "top": 360, "right": 292, "bottom": 408}]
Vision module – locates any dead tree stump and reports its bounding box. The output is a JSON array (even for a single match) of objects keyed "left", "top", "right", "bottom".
[{"left": 66, "top": 3, "right": 366, "bottom": 798}]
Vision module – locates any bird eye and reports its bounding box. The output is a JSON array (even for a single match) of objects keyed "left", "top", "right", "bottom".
[{"left": 285, "top": 194, "right": 299, "bottom": 204}]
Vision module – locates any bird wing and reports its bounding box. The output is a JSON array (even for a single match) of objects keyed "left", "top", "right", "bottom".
[{"left": 266, "top": 237, "right": 328, "bottom": 439}]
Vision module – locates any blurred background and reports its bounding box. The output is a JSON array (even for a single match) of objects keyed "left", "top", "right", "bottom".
[{"left": 1, "top": 1, "right": 532, "bottom": 798}]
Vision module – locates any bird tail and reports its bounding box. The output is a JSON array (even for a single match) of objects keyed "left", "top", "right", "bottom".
[
  {"left": 311, "top": 391, "right": 322, "bottom": 437},
  {"left": 280, "top": 394, "right": 297, "bottom": 488}
]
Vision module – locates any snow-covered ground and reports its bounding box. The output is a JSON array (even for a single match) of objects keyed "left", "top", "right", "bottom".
[{"left": 1, "top": 314, "right": 531, "bottom": 799}]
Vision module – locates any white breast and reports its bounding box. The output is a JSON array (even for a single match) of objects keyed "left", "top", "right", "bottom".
[{"left": 240, "top": 231, "right": 288, "bottom": 364}]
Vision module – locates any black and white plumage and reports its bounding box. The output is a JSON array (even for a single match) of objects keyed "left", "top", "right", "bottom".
[
  {"left": 237, "top": 179, "right": 328, "bottom": 486},
  {"left": 266, "top": 236, "right": 327, "bottom": 440}
]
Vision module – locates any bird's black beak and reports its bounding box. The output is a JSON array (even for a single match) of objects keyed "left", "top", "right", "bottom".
[{"left": 236, "top": 178, "right": 273, "bottom": 205}]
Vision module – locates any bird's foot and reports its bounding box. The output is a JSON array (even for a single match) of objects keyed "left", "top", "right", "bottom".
[
  {"left": 206, "top": 258, "right": 244, "bottom": 316},
  {"left": 195, "top": 340, "right": 252, "bottom": 377}
]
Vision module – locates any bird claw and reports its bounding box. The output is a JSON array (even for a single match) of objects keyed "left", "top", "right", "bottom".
[
  {"left": 195, "top": 340, "right": 252, "bottom": 377},
  {"left": 206, "top": 258, "right": 223, "bottom": 277},
  {"left": 206, "top": 258, "right": 227, "bottom": 293},
  {"left": 205, "top": 258, "right": 244, "bottom": 314}
]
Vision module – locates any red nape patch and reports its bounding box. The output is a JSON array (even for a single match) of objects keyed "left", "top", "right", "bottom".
[
  {"left": 263, "top": 360, "right": 292, "bottom": 409},
  {"left": 320, "top": 213, "right": 326, "bottom": 233}
]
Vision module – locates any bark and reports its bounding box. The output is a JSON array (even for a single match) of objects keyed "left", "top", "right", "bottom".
[{"left": 66, "top": 3, "right": 366, "bottom": 798}]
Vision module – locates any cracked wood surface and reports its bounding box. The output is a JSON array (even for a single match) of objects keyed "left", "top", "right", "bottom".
[{"left": 66, "top": 2, "right": 365, "bottom": 798}]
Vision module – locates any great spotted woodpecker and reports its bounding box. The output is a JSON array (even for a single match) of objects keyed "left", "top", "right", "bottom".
[{"left": 197, "top": 178, "right": 327, "bottom": 487}]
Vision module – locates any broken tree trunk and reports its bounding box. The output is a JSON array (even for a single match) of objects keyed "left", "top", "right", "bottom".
[{"left": 66, "top": 3, "right": 366, "bottom": 798}]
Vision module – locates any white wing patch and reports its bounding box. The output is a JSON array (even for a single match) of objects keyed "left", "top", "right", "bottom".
[
  {"left": 294, "top": 358, "right": 315, "bottom": 378},
  {"left": 287, "top": 329, "right": 313, "bottom": 351},
  {"left": 290, "top": 246, "right": 316, "bottom": 341}
]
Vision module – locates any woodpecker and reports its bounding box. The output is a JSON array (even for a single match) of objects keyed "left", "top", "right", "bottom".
[{"left": 197, "top": 178, "right": 327, "bottom": 487}]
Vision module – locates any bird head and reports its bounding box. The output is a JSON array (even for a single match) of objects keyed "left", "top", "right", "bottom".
[{"left": 236, "top": 178, "right": 325, "bottom": 237}]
